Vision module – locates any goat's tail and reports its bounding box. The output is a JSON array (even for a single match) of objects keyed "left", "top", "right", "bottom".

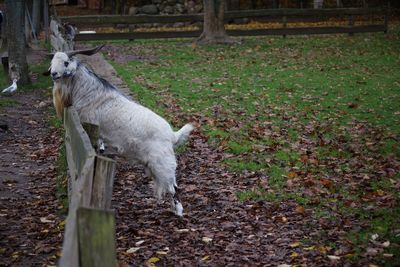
[{"left": 174, "top": 123, "right": 194, "bottom": 146}]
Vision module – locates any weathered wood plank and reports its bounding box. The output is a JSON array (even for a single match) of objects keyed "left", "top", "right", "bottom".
[
  {"left": 90, "top": 155, "right": 116, "bottom": 209},
  {"left": 61, "top": 13, "right": 203, "bottom": 25},
  {"left": 75, "top": 30, "right": 202, "bottom": 40},
  {"left": 59, "top": 156, "right": 95, "bottom": 267},
  {"left": 73, "top": 25, "right": 385, "bottom": 41},
  {"left": 77, "top": 207, "right": 117, "bottom": 267},
  {"left": 227, "top": 25, "right": 386, "bottom": 36},
  {"left": 224, "top": 7, "right": 387, "bottom": 19},
  {"left": 61, "top": 8, "right": 387, "bottom": 26},
  {"left": 60, "top": 107, "right": 97, "bottom": 267},
  {"left": 64, "top": 108, "right": 96, "bottom": 178}
]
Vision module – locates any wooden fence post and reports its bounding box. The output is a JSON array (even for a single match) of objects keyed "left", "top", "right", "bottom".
[
  {"left": 59, "top": 107, "right": 117, "bottom": 267},
  {"left": 60, "top": 108, "right": 96, "bottom": 267},
  {"left": 384, "top": 7, "right": 389, "bottom": 34},
  {"left": 77, "top": 207, "right": 117, "bottom": 267},
  {"left": 43, "top": 0, "right": 49, "bottom": 43},
  {"left": 282, "top": 15, "right": 287, "bottom": 38},
  {"left": 348, "top": 14, "right": 354, "bottom": 36},
  {"left": 91, "top": 155, "right": 116, "bottom": 209}
]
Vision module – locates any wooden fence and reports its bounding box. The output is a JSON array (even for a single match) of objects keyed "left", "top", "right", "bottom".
[
  {"left": 59, "top": 107, "right": 117, "bottom": 267},
  {"left": 60, "top": 7, "right": 390, "bottom": 41}
]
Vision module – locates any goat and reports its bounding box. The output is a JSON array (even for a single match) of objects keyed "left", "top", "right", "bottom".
[{"left": 45, "top": 46, "right": 194, "bottom": 216}]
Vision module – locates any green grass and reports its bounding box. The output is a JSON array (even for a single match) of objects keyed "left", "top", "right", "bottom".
[
  {"left": 104, "top": 27, "right": 400, "bottom": 263},
  {"left": 49, "top": 115, "right": 69, "bottom": 215}
]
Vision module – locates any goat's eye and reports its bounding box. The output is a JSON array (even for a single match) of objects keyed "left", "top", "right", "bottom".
[{"left": 64, "top": 62, "right": 69, "bottom": 67}]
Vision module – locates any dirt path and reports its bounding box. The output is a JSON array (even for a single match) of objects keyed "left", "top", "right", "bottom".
[{"left": 0, "top": 69, "right": 64, "bottom": 265}]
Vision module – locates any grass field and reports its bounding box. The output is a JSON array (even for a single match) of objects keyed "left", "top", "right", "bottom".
[{"left": 105, "top": 28, "right": 400, "bottom": 264}]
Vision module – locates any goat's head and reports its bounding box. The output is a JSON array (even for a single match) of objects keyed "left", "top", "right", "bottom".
[
  {"left": 49, "top": 52, "right": 77, "bottom": 81},
  {"left": 44, "top": 45, "right": 105, "bottom": 80}
]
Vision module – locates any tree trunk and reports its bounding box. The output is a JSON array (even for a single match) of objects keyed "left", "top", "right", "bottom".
[
  {"left": 6, "top": 0, "right": 30, "bottom": 85},
  {"left": 32, "top": 0, "right": 41, "bottom": 36},
  {"left": 196, "top": 0, "right": 236, "bottom": 44}
]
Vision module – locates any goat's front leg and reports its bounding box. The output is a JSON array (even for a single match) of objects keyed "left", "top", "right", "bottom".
[{"left": 97, "top": 139, "right": 105, "bottom": 153}]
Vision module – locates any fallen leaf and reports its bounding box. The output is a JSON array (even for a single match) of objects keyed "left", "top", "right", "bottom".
[
  {"left": 318, "top": 246, "right": 329, "bottom": 254},
  {"left": 347, "top": 102, "right": 358, "bottom": 108},
  {"left": 289, "top": 242, "right": 301, "bottom": 248},
  {"left": 327, "top": 255, "right": 341, "bottom": 260},
  {"left": 148, "top": 257, "right": 160, "bottom": 263},
  {"left": 201, "top": 255, "right": 210, "bottom": 261},
  {"left": 135, "top": 240, "right": 145, "bottom": 246},
  {"left": 295, "top": 205, "right": 305, "bottom": 214},
  {"left": 273, "top": 216, "right": 288, "bottom": 223},
  {"left": 126, "top": 247, "right": 140, "bottom": 254},
  {"left": 176, "top": 229, "right": 190, "bottom": 233},
  {"left": 366, "top": 247, "right": 378, "bottom": 256},
  {"left": 320, "top": 178, "right": 334, "bottom": 189},
  {"left": 40, "top": 217, "right": 53, "bottom": 223},
  {"left": 202, "top": 237, "right": 213, "bottom": 243},
  {"left": 376, "top": 189, "right": 385, "bottom": 196},
  {"left": 371, "top": 234, "right": 379, "bottom": 241},
  {"left": 156, "top": 247, "right": 169, "bottom": 255}
]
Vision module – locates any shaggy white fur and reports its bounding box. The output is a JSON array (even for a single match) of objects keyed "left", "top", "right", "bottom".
[{"left": 49, "top": 51, "right": 194, "bottom": 216}]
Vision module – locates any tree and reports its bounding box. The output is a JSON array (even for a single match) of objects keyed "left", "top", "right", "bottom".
[
  {"left": 196, "top": 0, "right": 236, "bottom": 44},
  {"left": 6, "top": 0, "right": 30, "bottom": 85},
  {"left": 32, "top": 0, "right": 42, "bottom": 37}
]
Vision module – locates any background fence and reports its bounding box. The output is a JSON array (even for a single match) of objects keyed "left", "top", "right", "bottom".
[{"left": 60, "top": 7, "right": 390, "bottom": 41}]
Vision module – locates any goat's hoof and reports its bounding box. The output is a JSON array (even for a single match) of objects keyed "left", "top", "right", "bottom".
[{"left": 175, "top": 202, "right": 183, "bottom": 217}]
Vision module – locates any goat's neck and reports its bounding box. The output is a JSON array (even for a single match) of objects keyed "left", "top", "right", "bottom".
[{"left": 64, "top": 65, "right": 95, "bottom": 106}]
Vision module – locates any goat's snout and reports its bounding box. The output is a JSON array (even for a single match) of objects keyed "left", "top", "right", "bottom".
[{"left": 51, "top": 72, "right": 60, "bottom": 80}]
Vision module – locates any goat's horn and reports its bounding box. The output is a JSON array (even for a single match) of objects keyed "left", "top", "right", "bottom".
[{"left": 66, "top": 44, "right": 105, "bottom": 57}]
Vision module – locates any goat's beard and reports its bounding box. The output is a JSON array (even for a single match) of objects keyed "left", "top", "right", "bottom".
[{"left": 52, "top": 81, "right": 73, "bottom": 119}]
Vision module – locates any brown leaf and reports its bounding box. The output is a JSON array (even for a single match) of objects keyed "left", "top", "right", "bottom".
[{"left": 295, "top": 205, "right": 305, "bottom": 215}]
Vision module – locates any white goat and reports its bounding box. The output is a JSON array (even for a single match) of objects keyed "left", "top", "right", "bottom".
[{"left": 46, "top": 46, "right": 194, "bottom": 216}]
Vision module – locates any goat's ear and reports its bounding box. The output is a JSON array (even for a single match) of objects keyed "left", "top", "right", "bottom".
[{"left": 43, "top": 67, "right": 51, "bottom": 76}]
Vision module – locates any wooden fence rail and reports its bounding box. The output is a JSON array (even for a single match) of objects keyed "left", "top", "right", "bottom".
[
  {"left": 60, "top": 7, "right": 389, "bottom": 41},
  {"left": 59, "top": 107, "right": 117, "bottom": 267},
  {"left": 61, "top": 7, "right": 388, "bottom": 26}
]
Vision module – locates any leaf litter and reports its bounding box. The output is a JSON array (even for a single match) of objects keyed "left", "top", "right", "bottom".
[{"left": 2, "top": 34, "right": 400, "bottom": 266}]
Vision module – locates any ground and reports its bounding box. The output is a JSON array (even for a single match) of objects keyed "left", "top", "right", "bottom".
[{"left": 0, "top": 31, "right": 399, "bottom": 266}]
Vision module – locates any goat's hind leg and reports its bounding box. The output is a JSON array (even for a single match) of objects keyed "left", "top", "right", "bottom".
[
  {"left": 148, "top": 158, "right": 183, "bottom": 216},
  {"left": 170, "top": 185, "right": 183, "bottom": 217}
]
